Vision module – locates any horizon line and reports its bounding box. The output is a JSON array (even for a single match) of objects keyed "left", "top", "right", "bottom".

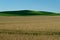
[{"left": 0, "top": 9, "right": 60, "bottom": 13}]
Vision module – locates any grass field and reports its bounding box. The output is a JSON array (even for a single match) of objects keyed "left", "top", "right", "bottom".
[
  {"left": 0, "top": 10, "right": 60, "bottom": 16},
  {"left": 0, "top": 16, "right": 60, "bottom": 40}
]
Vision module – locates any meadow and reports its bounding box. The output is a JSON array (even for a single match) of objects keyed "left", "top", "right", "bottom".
[{"left": 0, "top": 16, "right": 60, "bottom": 40}]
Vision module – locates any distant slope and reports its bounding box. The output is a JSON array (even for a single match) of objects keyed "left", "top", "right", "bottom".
[{"left": 0, "top": 10, "right": 60, "bottom": 16}]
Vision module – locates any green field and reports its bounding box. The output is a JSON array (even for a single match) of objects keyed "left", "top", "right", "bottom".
[{"left": 0, "top": 10, "right": 60, "bottom": 16}]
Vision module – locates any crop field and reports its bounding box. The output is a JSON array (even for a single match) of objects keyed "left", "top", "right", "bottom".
[{"left": 0, "top": 16, "right": 60, "bottom": 40}]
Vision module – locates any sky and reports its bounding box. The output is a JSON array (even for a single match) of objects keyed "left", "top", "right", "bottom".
[{"left": 0, "top": 0, "right": 60, "bottom": 13}]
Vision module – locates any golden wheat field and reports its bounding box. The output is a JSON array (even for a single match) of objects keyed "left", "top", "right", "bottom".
[{"left": 0, "top": 16, "right": 60, "bottom": 40}]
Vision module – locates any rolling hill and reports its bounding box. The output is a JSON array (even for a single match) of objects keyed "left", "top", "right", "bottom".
[{"left": 0, "top": 10, "right": 60, "bottom": 16}]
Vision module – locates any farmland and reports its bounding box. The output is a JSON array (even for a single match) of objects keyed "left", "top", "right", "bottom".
[{"left": 0, "top": 16, "right": 60, "bottom": 40}]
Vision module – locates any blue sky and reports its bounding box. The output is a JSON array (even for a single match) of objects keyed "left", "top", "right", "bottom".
[{"left": 0, "top": 0, "right": 60, "bottom": 12}]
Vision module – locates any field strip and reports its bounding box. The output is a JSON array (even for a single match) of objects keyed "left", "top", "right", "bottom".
[{"left": 0, "top": 29, "right": 60, "bottom": 35}]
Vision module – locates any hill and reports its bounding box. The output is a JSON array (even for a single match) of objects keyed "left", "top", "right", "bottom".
[{"left": 0, "top": 10, "right": 60, "bottom": 16}]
